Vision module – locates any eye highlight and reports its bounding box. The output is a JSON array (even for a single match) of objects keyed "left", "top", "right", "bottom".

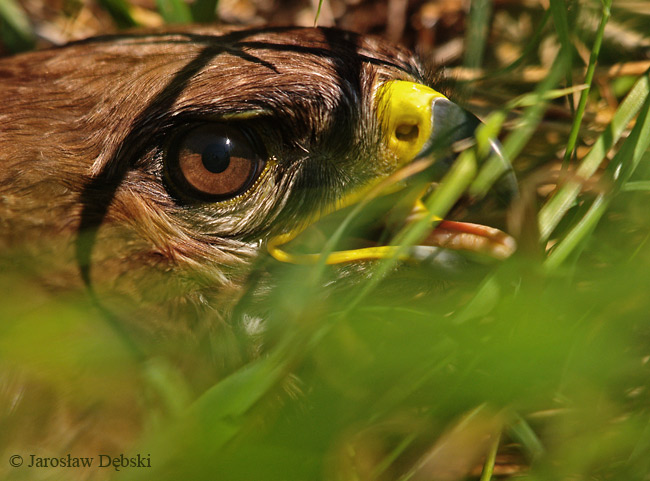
[{"left": 165, "top": 123, "right": 266, "bottom": 201}]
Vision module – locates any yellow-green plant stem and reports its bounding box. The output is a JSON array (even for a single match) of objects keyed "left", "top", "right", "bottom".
[
  {"left": 563, "top": 0, "right": 613, "bottom": 166},
  {"left": 470, "top": 49, "right": 571, "bottom": 198},
  {"left": 539, "top": 68, "right": 650, "bottom": 241},
  {"left": 479, "top": 430, "right": 501, "bottom": 481}
]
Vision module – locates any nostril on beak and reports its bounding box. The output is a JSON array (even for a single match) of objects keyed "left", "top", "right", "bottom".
[
  {"left": 376, "top": 80, "right": 447, "bottom": 165},
  {"left": 395, "top": 123, "right": 419, "bottom": 142}
]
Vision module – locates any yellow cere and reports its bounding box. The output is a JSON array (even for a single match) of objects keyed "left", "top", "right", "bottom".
[
  {"left": 375, "top": 80, "right": 447, "bottom": 164},
  {"left": 267, "top": 81, "right": 447, "bottom": 266}
]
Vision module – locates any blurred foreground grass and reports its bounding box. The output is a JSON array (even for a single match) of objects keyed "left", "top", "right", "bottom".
[{"left": 2, "top": 0, "right": 650, "bottom": 480}]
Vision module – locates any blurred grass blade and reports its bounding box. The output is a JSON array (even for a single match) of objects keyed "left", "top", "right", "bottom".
[
  {"left": 191, "top": 0, "right": 219, "bottom": 22},
  {"left": 96, "top": 0, "right": 140, "bottom": 28},
  {"left": 622, "top": 179, "right": 650, "bottom": 192},
  {"left": 314, "top": 0, "right": 324, "bottom": 26},
  {"left": 486, "top": 9, "right": 550, "bottom": 79},
  {"left": 470, "top": 50, "right": 571, "bottom": 198},
  {"left": 408, "top": 406, "right": 503, "bottom": 481},
  {"left": 461, "top": 0, "right": 491, "bottom": 100},
  {"left": 544, "top": 194, "right": 608, "bottom": 271},
  {"left": 548, "top": 0, "right": 574, "bottom": 112},
  {"left": 0, "top": 0, "right": 35, "bottom": 52},
  {"left": 347, "top": 150, "right": 478, "bottom": 311},
  {"left": 156, "top": 0, "right": 192, "bottom": 23},
  {"left": 454, "top": 275, "right": 501, "bottom": 324},
  {"left": 628, "top": 415, "right": 650, "bottom": 474},
  {"left": 475, "top": 111, "right": 506, "bottom": 159},
  {"left": 539, "top": 67, "right": 650, "bottom": 241},
  {"left": 479, "top": 430, "right": 501, "bottom": 481},
  {"left": 464, "top": 0, "right": 492, "bottom": 71},
  {"left": 548, "top": 0, "right": 572, "bottom": 57},
  {"left": 605, "top": 107, "right": 650, "bottom": 186},
  {"left": 143, "top": 358, "right": 193, "bottom": 417},
  {"left": 508, "top": 85, "right": 587, "bottom": 109},
  {"left": 499, "top": 48, "right": 571, "bottom": 162},
  {"left": 119, "top": 336, "right": 295, "bottom": 481},
  {"left": 394, "top": 151, "right": 478, "bottom": 251},
  {"left": 305, "top": 160, "right": 435, "bottom": 288},
  {"left": 373, "top": 433, "right": 419, "bottom": 478},
  {"left": 508, "top": 412, "right": 544, "bottom": 461},
  {"left": 563, "top": 0, "right": 612, "bottom": 165}
]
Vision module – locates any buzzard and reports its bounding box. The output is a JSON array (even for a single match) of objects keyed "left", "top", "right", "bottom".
[{"left": 0, "top": 26, "right": 516, "bottom": 479}]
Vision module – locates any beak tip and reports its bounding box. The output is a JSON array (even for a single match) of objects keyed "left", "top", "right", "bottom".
[{"left": 487, "top": 139, "right": 519, "bottom": 206}]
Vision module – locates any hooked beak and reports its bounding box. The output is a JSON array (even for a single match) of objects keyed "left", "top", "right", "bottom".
[
  {"left": 267, "top": 81, "right": 518, "bottom": 265},
  {"left": 421, "top": 95, "right": 518, "bottom": 207}
]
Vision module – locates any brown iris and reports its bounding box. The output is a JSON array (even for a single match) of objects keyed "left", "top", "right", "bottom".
[{"left": 167, "top": 124, "right": 266, "bottom": 201}]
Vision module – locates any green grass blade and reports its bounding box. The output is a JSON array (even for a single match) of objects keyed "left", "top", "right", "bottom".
[
  {"left": 346, "top": 150, "right": 478, "bottom": 311},
  {"left": 544, "top": 92, "right": 650, "bottom": 270},
  {"left": 622, "top": 180, "right": 650, "bottom": 192},
  {"left": 605, "top": 105, "right": 650, "bottom": 187},
  {"left": 395, "top": 151, "right": 478, "bottom": 249},
  {"left": 156, "top": 0, "right": 193, "bottom": 24},
  {"left": 96, "top": 0, "right": 139, "bottom": 28},
  {"left": 0, "top": 0, "right": 35, "bottom": 52},
  {"left": 479, "top": 430, "right": 501, "bottom": 481},
  {"left": 190, "top": 0, "right": 219, "bottom": 22},
  {"left": 544, "top": 194, "right": 608, "bottom": 271},
  {"left": 548, "top": 0, "right": 573, "bottom": 57},
  {"left": 500, "top": 48, "right": 571, "bottom": 163},
  {"left": 508, "top": 413, "right": 545, "bottom": 460},
  {"left": 470, "top": 50, "right": 571, "bottom": 198},
  {"left": 118, "top": 335, "right": 296, "bottom": 481},
  {"left": 454, "top": 275, "right": 501, "bottom": 324},
  {"left": 464, "top": 0, "right": 492, "bottom": 71},
  {"left": 314, "top": 0, "right": 324, "bottom": 26},
  {"left": 563, "top": 0, "right": 612, "bottom": 166},
  {"left": 143, "top": 358, "right": 193, "bottom": 417},
  {"left": 548, "top": 0, "right": 575, "bottom": 110},
  {"left": 508, "top": 85, "right": 587, "bottom": 109},
  {"left": 372, "top": 433, "right": 419, "bottom": 478},
  {"left": 538, "top": 67, "right": 650, "bottom": 241}
]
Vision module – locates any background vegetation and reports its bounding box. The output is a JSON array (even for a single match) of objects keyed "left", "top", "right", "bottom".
[{"left": 2, "top": 0, "right": 650, "bottom": 480}]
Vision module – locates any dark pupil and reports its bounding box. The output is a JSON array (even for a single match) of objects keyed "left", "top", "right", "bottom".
[{"left": 202, "top": 137, "right": 231, "bottom": 174}]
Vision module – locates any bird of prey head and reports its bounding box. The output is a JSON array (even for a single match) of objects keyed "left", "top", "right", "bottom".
[{"left": 0, "top": 26, "right": 516, "bottom": 344}]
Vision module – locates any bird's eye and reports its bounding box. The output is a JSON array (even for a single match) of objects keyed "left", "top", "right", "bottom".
[{"left": 166, "top": 124, "right": 266, "bottom": 201}]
